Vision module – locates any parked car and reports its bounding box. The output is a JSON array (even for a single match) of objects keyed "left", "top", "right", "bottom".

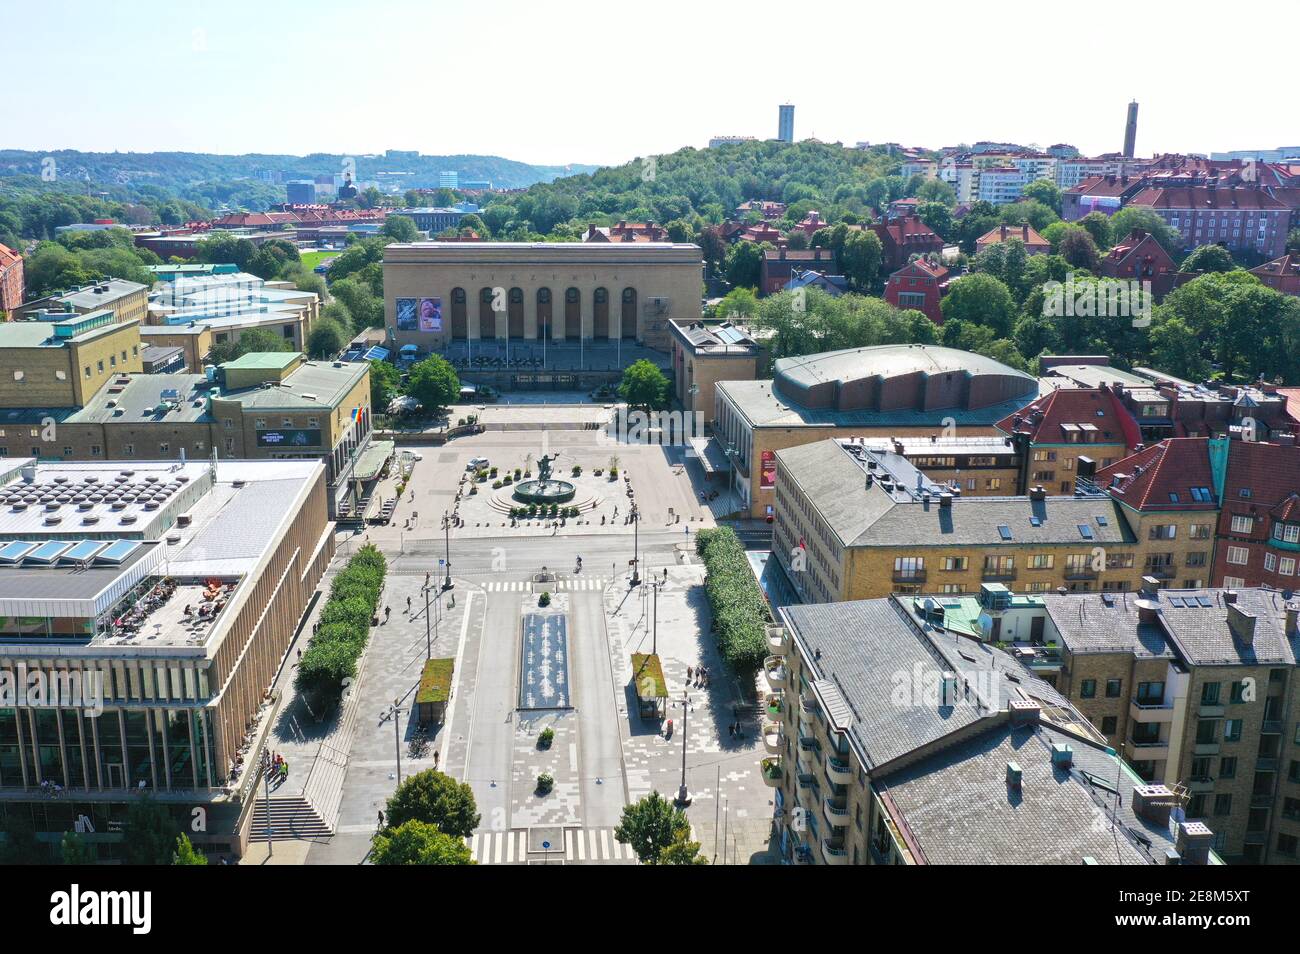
[{"left": 466, "top": 456, "right": 489, "bottom": 471}]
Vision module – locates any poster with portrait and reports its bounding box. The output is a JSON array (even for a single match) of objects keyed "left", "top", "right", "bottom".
[
  {"left": 418, "top": 296, "right": 442, "bottom": 332},
  {"left": 395, "top": 297, "right": 418, "bottom": 331}
]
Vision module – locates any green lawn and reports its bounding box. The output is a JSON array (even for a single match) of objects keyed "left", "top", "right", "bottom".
[{"left": 299, "top": 250, "right": 336, "bottom": 273}]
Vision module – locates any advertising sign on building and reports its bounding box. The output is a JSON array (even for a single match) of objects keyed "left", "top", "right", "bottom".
[
  {"left": 395, "top": 297, "right": 418, "bottom": 331},
  {"left": 418, "top": 297, "right": 442, "bottom": 332},
  {"left": 760, "top": 450, "right": 777, "bottom": 488}
]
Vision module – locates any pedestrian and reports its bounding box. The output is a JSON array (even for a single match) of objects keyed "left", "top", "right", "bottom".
[
  {"left": 377, "top": 810, "right": 385, "bottom": 829},
  {"left": 685, "top": 525, "right": 690, "bottom": 536},
  {"left": 296, "top": 648, "right": 302, "bottom": 663},
  {"left": 425, "top": 572, "right": 431, "bottom": 588},
  {"left": 407, "top": 595, "right": 412, "bottom": 613}
]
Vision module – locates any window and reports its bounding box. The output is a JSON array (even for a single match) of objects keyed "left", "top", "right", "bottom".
[
  {"left": 1135, "top": 681, "right": 1164, "bottom": 705},
  {"left": 1080, "top": 679, "right": 1097, "bottom": 699},
  {"left": 123, "top": 443, "right": 135, "bottom": 456},
  {"left": 996, "top": 525, "right": 1012, "bottom": 540},
  {"left": 158, "top": 443, "right": 169, "bottom": 454},
  {"left": 1279, "top": 834, "right": 1299, "bottom": 858},
  {"left": 1273, "top": 522, "right": 1300, "bottom": 543},
  {"left": 1219, "top": 756, "right": 1237, "bottom": 779},
  {"left": 1105, "top": 678, "right": 1122, "bottom": 698},
  {"left": 1213, "top": 794, "right": 1232, "bottom": 816},
  {"left": 1226, "top": 546, "right": 1250, "bottom": 566},
  {"left": 941, "top": 556, "right": 967, "bottom": 571},
  {"left": 1101, "top": 716, "right": 1118, "bottom": 735},
  {"left": 1149, "top": 524, "right": 1177, "bottom": 540},
  {"left": 1280, "top": 557, "right": 1296, "bottom": 576},
  {"left": 1201, "top": 682, "right": 1221, "bottom": 706},
  {"left": 1229, "top": 681, "right": 1249, "bottom": 704},
  {"left": 1223, "top": 719, "right": 1242, "bottom": 743},
  {"left": 1231, "top": 515, "right": 1254, "bottom": 534},
  {"left": 1195, "top": 719, "right": 1218, "bottom": 744},
  {"left": 1028, "top": 554, "right": 1054, "bottom": 569}
]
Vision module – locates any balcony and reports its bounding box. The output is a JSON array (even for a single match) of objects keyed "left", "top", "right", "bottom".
[
  {"left": 823, "top": 796, "right": 850, "bottom": 828},
  {"left": 760, "top": 757, "right": 783, "bottom": 787},
  {"left": 796, "top": 773, "right": 817, "bottom": 792},
  {"left": 763, "top": 656, "right": 789, "bottom": 691},
  {"left": 765, "top": 692, "right": 784, "bottom": 719},
  {"left": 1129, "top": 699, "right": 1175, "bottom": 724},
  {"left": 766, "top": 626, "right": 788, "bottom": 657},
  {"left": 1187, "top": 776, "right": 1215, "bottom": 793},
  {"left": 1129, "top": 739, "right": 1170, "bottom": 760},
  {"left": 1198, "top": 704, "right": 1226, "bottom": 718},
  {"left": 1064, "top": 570, "right": 1099, "bottom": 581},
  {"left": 1256, "top": 757, "right": 1278, "bottom": 772},
  {"left": 821, "top": 838, "right": 849, "bottom": 865},
  {"left": 797, "top": 746, "right": 819, "bottom": 776},
  {"left": 981, "top": 569, "right": 1017, "bottom": 582},
  {"left": 1010, "top": 643, "right": 1062, "bottom": 672},
  {"left": 892, "top": 571, "right": 927, "bottom": 585},
  {"left": 798, "top": 695, "right": 819, "bottom": 729},
  {"left": 762, "top": 722, "right": 784, "bottom": 755},
  {"left": 825, "top": 753, "right": 853, "bottom": 785},
  {"left": 1261, "top": 720, "right": 1283, "bottom": 735}
]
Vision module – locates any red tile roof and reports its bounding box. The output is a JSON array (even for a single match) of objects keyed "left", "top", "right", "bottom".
[
  {"left": 975, "top": 223, "right": 1051, "bottom": 250},
  {"left": 1095, "top": 438, "right": 1217, "bottom": 511},
  {"left": 1223, "top": 440, "right": 1300, "bottom": 516},
  {"left": 1128, "top": 186, "right": 1287, "bottom": 211},
  {"left": 0, "top": 243, "right": 19, "bottom": 269},
  {"left": 996, "top": 387, "right": 1142, "bottom": 448}
]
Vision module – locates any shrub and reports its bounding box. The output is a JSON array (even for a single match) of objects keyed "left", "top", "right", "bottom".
[
  {"left": 538, "top": 727, "right": 555, "bottom": 749},
  {"left": 538, "top": 591, "right": 551, "bottom": 607},
  {"left": 492, "top": 480, "right": 502, "bottom": 489},
  {"left": 295, "top": 545, "right": 387, "bottom": 708},
  {"left": 694, "top": 527, "right": 769, "bottom": 674},
  {"left": 536, "top": 772, "right": 554, "bottom": 794},
  {"left": 571, "top": 465, "right": 581, "bottom": 476}
]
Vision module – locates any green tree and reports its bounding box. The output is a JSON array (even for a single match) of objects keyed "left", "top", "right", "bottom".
[
  {"left": 0, "top": 814, "right": 46, "bottom": 864},
  {"left": 372, "top": 820, "right": 474, "bottom": 865},
  {"left": 618, "top": 359, "right": 671, "bottom": 410},
  {"left": 406, "top": 354, "right": 460, "bottom": 410},
  {"left": 1078, "top": 212, "right": 1113, "bottom": 250},
  {"left": 713, "top": 287, "right": 759, "bottom": 322},
  {"left": 369, "top": 359, "right": 401, "bottom": 409},
  {"left": 172, "top": 833, "right": 208, "bottom": 865},
  {"left": 208, "top": 327, "right": 293, "bottom": 365},
  {"left": 385, "top": 770, "right": 480, "bottom": 838},
  {"left": 660, "top": 832, "right": 709, "bottom": 865},
  {"left": 307, "top": 316, "right": 348, "bottom": 359},
  {"left": 839, "top": 229, "right": 884, "bottom": 290},
  {"left": 1058, "top": 228, "right": 1101, "bottom": 272},
  {"left": 123, "top": 796, "right": 181, "bottom": 865},
  {"left": 1108, "top": 207, "right": 1181, "bottom": 257},
  {"left": 1179, "top": 244, "right": 1237, "bottom": 273},
  {"left": 60, "top": 831, "right": 95, "bottom": 865},
  {"left": 615, "top": 792, "right": 693, "bottom": 864},
  {"left": 917, "top": 201, "right": 953, "bottom": 241},
  {"left": 382, "top": 215, "right": 421, "bottom": 243},
  {"left": 1148, "top": 314, "right": 1210, "bottom": 381},
  {"left": 723, "top": 240, "right": 766, "bottom": 289},
  {"left": 1020, "top": 179, "right": 1063, "bottom": 215},
  {"left": 330, "top": 277, "right": 384, "bottom": 329},
  {"left": 940, "top": 273, "right": 1017, "bottom": 337}
]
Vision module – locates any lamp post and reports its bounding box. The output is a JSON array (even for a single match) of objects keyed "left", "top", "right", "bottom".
[
  {"left": 441, "top": 511, "right": 453, "bottom": 590},
  {"left": 674, "top": 689, "right": 692, "bottom": 806},
  {"left": 630, "top": 502, "right": 641, "bottom": 586},
  {"left": 688, "top": 382, "right": 699, "bottom": 418},
  {"left": 725, "top": 441, "right": 738, "bottom": 508},
  {"left": 383, "top": 698, "right": 406, "bottom": 786},
  {"left": 652, "top": 577, "right": 663, "bottom": 655},
  {"left": 263, "top": 759, "right": 273, "bottom": 857},
  {"left": 423, "top": 581, "right": 432, "bottom": 660}
]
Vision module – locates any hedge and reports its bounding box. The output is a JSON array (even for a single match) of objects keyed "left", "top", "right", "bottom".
[
  {"left": 694, "top": 527, "right": 770, "bottom": 674},
  {"left": 295, "top": 544, "right": 387, "bottom": 709}
]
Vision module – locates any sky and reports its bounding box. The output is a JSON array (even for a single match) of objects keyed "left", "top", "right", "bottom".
[{"left": 5, "top": 0, "right": 1297, "bottom": 168}]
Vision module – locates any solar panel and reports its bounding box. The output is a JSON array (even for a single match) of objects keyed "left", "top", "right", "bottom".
[
  {"left": 62, "top": 540, "right": 107, "bottom": 563},
  {"left": 96, "top": 540, "right": 141, "bottom": 565},
  {"left": 0, "top": 541, "right": 37, "bottom": 563},
  {"left": 27, "top": 541, "right": 72, "bottom": 564}
]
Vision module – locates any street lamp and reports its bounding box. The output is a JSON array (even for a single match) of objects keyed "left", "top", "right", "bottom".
[
  {"left": 441, "top": 511, "right": 454, "bottom": 590},
  {"left": 382, "top": 698, "right": 406, "bottom": 786},
  {"left": 725, "top": 441, "right": 738, "bottom": 507},
  {"left": 652, "top": 577, "right": 664, "bottom": 655},
  {"left": 673, "top": 689, "right": 692, "bottom": 806},
  {"left": 630, "top": 502, "right": 641, "bottom": 586},
  {"left": 423, "top": 581, "right": 433, "bottom": 660}
]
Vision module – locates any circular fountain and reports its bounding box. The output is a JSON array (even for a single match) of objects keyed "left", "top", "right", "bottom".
[{"left": 512, "top": 453, "right": 576, "bottom": 504}]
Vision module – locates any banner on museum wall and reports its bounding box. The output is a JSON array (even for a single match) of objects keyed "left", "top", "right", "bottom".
[
  {"left": 760, "top": 450, "right": 776, "bottom": 489},
  {"left": 418, "top": 297, "right": 442, "bottom": 332}
]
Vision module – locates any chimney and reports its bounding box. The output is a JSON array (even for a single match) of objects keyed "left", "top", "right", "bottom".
[
  {"left": 1000, "top": 224, "right": 1009, "bottom": 240},
  {"left": 1009, "top": 699, "right": 1040, "bottom": 726},
  {"left": 1051, "top": 743, "right": 1073, "bottom": 768},
  {"left": 1029, "top": 485, "right": 1047, "bottom": 501},
  {"left": 1133, "top": 784, "right": 1176, "bottom": 826},
  {"left": 1176, "top": 821, "right": 1214, "bottom": 866},
  {"left": 1226, "top": 602, "right": 1257, "bottom": 645},
  {"left": 1021, "top": 224, "right": 1030, "bottom": 241},
  {"left": 1223, "top": 589, "right": 1238, "bottom": 605},
  {"left": 1006, "top": 761, "right": 1023, "bottom": 790},
  {"left": 938, "top": 492, "right": 953, "bottom": 509}
]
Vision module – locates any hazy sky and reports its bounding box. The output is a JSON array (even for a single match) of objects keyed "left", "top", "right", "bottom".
[{"left": 6, "top": 0, "right": 1296, "bottom": 167}]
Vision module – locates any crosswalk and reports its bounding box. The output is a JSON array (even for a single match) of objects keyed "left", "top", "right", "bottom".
[
  {"left": 482, "top": 578, "right": 607, "bottom": 592},
  {"left": 466, "top": 827, "right": 637, "bottom": 864}
]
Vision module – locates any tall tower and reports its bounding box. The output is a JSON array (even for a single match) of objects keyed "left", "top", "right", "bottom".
[
  {"left": 1123, "top": 100, "right": 1139, "bottom": 158},
  {"left": 778, "top": 103, "right": 795, "bottom": 143}
]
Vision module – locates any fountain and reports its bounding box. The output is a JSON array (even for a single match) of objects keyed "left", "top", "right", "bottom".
[{"left": 512, "top": 453, "right": 576, "bottom": 505}]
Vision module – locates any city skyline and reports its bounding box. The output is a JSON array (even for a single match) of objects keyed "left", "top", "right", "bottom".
[{"left": 4, "top": 0, "right": 1297, "bottom": 167}]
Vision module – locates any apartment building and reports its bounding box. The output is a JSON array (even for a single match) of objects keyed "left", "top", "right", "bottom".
[
  {"left": 1126, "top": 184, "right": 1289, "bottom": 258},
  {"left": 17, "top": 278, "right": 149, "bottom": 327},
  {"left": 770, "top": 438, "right": 1143, "bottom": 604},
  {"left": 764, "top": 595, "right": 1220, "bottom": 864},
  {"left": 996, "top": 386, "right": 1141, "bottom": 495},
  {"left": 1029, "top": 586, "right": 1300, "bottom": 863},
  {"left": 0, "top": 242, "right": 23, "bottom": 315},
  {"left": 666, "top": 319, "right": 763, "bottom": 420}
]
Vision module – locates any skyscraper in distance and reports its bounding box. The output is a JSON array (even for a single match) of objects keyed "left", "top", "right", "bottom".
[
  {"left": 1123, "top": 100, "right": 1139, "bottom": 158},
  {"left": 778, "top": 103, "right": 795, "bottom": 143}
]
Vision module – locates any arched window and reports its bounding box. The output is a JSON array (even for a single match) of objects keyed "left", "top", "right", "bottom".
[
  {"left": 451, "top": 287, "right": 467, "bottom": 338},
  {"left": 593, "top": 287, "right": 609, "bottom": 339},
  {"left": 478, "top": 286, "right": 496, "bottom": 339},
  {"left": 620, "top": 287, "right": 638, "bottom": 339},
  {"left": 564, "top": 287, "right": 580, "bottom": 339}
]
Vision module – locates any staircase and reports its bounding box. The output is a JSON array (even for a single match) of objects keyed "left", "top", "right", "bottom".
[{"left": 249, "top": 793, "right": 332, "bottom": 841}]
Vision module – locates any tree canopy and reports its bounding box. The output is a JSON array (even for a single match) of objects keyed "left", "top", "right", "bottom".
[{"left": 384, "top": 769, "right": 481, "bottom": 839}]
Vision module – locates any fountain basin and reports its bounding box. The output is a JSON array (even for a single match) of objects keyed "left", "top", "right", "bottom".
[{"left": 513, "top": 478, "right": 577, "bottom": 505}]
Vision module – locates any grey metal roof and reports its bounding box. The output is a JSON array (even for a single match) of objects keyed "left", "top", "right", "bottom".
[
  {"left": 774, "top": 344, "right": 1036, "bottom": 392},
  {"left": 1043, "top": 591, "right": 1174, "bottom": 658},
  {"left": 1158, "top": 587, "right": 1298, "bottom": 666},
  {"left": 775, "top": 439, "right": 1136, "bottom": 549},
  {"left": 71, "top": 373, "right": 212, "bottom": 424},
  {"left": 877, "top": 723, "right": 1186, "bottom": 865},
  {"left": 780, "top": 597, "right": 1072, "bottom": 771}
]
